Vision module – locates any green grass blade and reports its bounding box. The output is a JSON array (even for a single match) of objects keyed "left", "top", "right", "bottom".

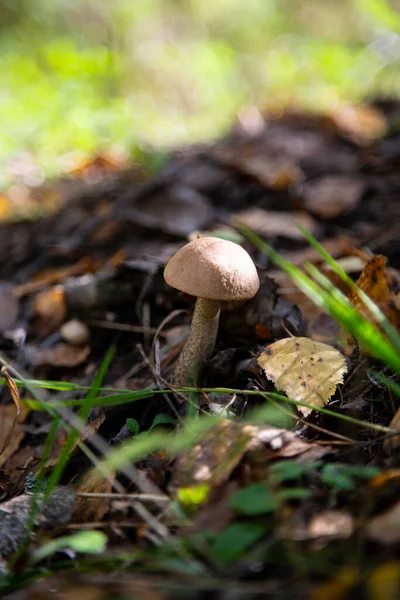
[{"left": 45, "top": 346, "right": 116, "bottom": 496}]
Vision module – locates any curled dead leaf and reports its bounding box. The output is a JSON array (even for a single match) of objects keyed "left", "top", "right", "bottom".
[{"left": 348, "top": 254, "right": 400, "bottom": 333}]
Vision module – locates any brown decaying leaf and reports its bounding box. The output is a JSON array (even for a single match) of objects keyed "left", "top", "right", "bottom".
[
  {"left": 301, "top": 176, "right": 365, "bottom": 219},
  {"left": 72, "top": 466, "right": 114, "bottom": 523},
  {"left": 169, "top": 419, "right": 333, "bottom": 492},
  {"left": 15, "top": 258, "right": 97, "bottom": 297},
  {"left": 348, "top": 254, "right": 400, "bottom": 332},
  {"left": 278, "top": 509, "right": 353, "bottom": 542},
  {"left": 213, "top": 146, "right": 303, "bottom": 190},
  {"left": 26, "top": 342, "right": 91, "bottom": 367},
  {"left": 32, "top": 284, "right": 67, "bottom": 336},
  {"left": 232, "top": 208, "right": 318, "bottom": 240},
  {"left": 0, "top": 368, "right": 21, "bottom": 456},
  {"left": 325, "top": 103, "right": 388, "bottom": 145},
  {"left": 0, "top": 403, "right": 30, "bottom": 469},
  {"left": 258, "top": 337, "right": 347, "bottom": 416},
  {"left": 366, "top": 501, "right": 400, "bottom": 545},
  {"left": 3, "top": 445, "right": 42, "bottom": 494}
]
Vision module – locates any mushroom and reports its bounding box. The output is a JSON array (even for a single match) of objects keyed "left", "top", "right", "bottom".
[{"left": 164, "top": 237, "right": 260, "bottom": 387}]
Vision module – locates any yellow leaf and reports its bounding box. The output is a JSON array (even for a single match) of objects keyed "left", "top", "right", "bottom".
[{"left": 257, "top": 337, "right": 347, "bottom": 416}]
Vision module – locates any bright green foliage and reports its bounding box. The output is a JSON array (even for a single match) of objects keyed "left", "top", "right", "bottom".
[
  {"left": 32, "top": 531, "right": 107, "bottom": 564},
  {"left": 1, "top": 0, "right": 400, "bottom": 187}
]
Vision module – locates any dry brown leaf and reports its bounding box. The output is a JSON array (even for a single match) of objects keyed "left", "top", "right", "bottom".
[
  {"left": 258, "top": 337, "right": 347, "bottom": 416},
  {"left": 32, "top": 285, "right": 67, "bottom": 336},
  {"left": 15, "top": 258, "right": 97, "bottom": 297},
  {"left": 0, "top": 368, "right": 21, "bottom": 457},
  {"left": 72, "top": 466, "right": 114, "bottom": 523},
  {"left": 365, "top": 501, "right": 400, "bottom": 545},
  {"left": 26, "top": 342, "right": 91, "bottom": 367},
  {"left": 278, "top": 509, "right": 353, "bottom": 542},
  {"left": 213, "top": 146, "right": 303, "bottom": 190},
  {"left": 0, "top": 403, "right": 30, "bottom": 469},
  {"left": 169, "top": 419, "right": 333, "bottom": 492},
  {"left": 232, "top": 208, "right": 318, "bottom": 240},
  {"left": 326, "top": 103, "right": 387, "bottom": 145},
  {"left": 3, "top": 445, "right": 42, "bottom": 494},
  {"left": 348, "top": 255, "right": 400, "bottom": 335},
  {"left": 301, "top": 176, "right": 365, "bottom": 219}
]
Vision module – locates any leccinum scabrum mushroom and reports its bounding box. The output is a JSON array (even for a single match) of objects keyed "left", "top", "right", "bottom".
[{"left": 164, "top": 237, "right": 260, "bottom": 388}]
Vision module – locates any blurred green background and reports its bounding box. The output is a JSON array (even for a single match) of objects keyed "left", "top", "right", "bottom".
[{"left": 1, "top": 0, "right": 400, "bottom": 187}]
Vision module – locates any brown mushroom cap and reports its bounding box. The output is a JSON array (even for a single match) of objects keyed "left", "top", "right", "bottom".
[{"left": 164, "top": 237, "right": 260, "bottom": 301}]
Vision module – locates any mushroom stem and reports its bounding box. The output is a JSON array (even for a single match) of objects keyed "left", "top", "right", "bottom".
[{"left": 174, "top": 297, "right": 221, "bottom": 388}]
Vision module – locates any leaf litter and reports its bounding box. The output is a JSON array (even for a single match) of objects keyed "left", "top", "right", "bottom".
[{"left": 0, "top": 100, "right": 400, "bottom": 597}]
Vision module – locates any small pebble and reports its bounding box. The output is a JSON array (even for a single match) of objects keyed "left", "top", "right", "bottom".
[{"left": 60, "top": 319, "right": 90, "bottom": 345}]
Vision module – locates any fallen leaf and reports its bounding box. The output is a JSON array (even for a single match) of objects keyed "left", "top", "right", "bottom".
[
  {"left": 325, "top": 103, "right": 387, "bottom": 145},
  {"left": 0, "top": 368, "right": 21, "bottom": 457},
  {"left": 365, "top": 501, "right": 400, "bottom": 545},
  {"left": 231, "top": 154, "right": 302, "bottom": 189},
  {"left": 301, "top": 176, "right": 365, "bottom": 219},
  {"left": 258, "top": 337, "right": 347, "bottom": 416},
  {"left": 3, "top": 445, "right": 42, "bottom": 494},
  {"left": 278, "top": 509, "right": 353, "bottom": 541},
  {"left": 124, "top": 185, "right": 214, "bottom": 236},
  {"left": 0, "top": 403, "right": 30, "bottom": 469},
  {"left": 348, "top": 255, "right": 400, "bottom": 335},
  {"left": 72, "top": 466, "right": 114, "bottom": 523},
  {"left": 232, "top": 208, "right": 318, "bottom": 240},
  {"left": 169, "top": 419, "right": 333, "bottom": 492},
  {"left": 25, "top": 342, "right": 91, "bottom": 367},
  {"left": 307, "top": 510, "right": 354, "bottom": 540},
  {"left": 32, "top": 285, "right": 67, "bottom": 336},
  {"left": 15, "top": 258, "right": 97, "bottom": 297}
]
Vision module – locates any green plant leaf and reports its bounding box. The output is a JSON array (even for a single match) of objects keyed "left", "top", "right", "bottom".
[
  {"left": 230, "top": 483, "right": 277, "bottom": 515},
  {"left": 269, "top": 460, "right": 322, "bottom": 483},
  {"left": 321, "top": 464, "right": 356, "bottom": 491},
  {"left": 277, "top": 487, "right": 312, "bottom": 501},
  {"left": 149, "top": 414, "right": 177, "bottom": 431},
  {"left": 211, "top": 523, "right": 266, "bottom": 564},
  {"left": 32, "top": 531, "right": 107, "bottom": 564},
  {"left": 126, "top": 418, "right": 140, "bottom": 436}
]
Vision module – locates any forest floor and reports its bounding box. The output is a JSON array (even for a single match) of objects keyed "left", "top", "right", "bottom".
[{"left": 1, "top": 99, "right": 400, "bottom": 599}]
